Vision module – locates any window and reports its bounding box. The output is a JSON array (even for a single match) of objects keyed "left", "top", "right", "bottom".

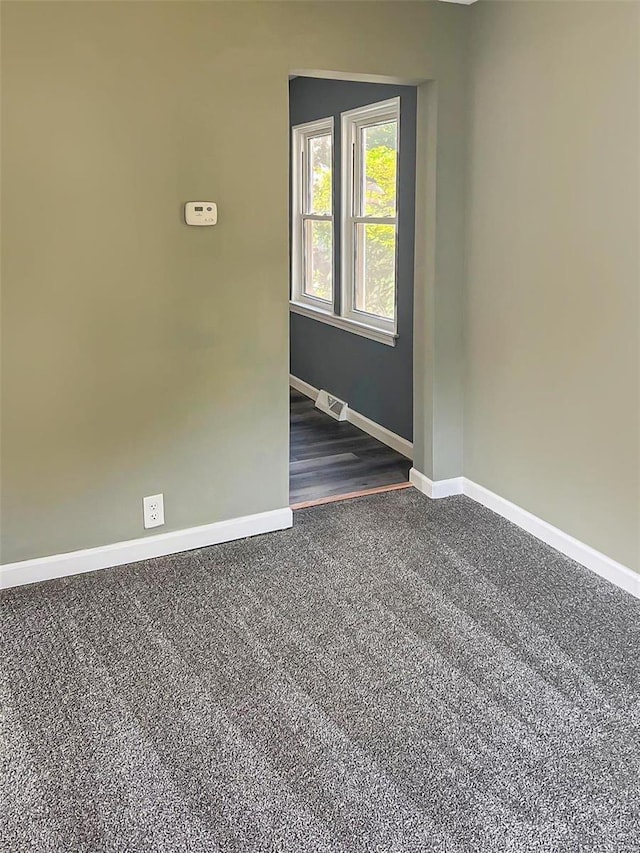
[
  {"left": 341, "top": 98, "right": 399, "bottom": 338},
  {"left": 290, "top": 98, "right": 400, "bottom": 347},
  {"left": 291, "top": 118, "right": 334, "bottom": 309}
]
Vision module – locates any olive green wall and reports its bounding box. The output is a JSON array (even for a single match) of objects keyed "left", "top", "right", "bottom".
[
  {"left": 0, "top": 1, "right": 468, "bottom": 563},
  {"left": 465, "top": 1, "right": 640, "bottom": 571}
]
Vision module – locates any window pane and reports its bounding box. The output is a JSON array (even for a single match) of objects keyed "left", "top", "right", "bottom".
[
  {"left": 360, "top": 121, "right": 397, "bottom": 217},
  {"left": 307, "top": 134, "right": 332, "bottom": 215},
  {"left": 354, "top": 223, "right": 396, "bottom": 320},
  {"left": 304, "top": 219, "right": 333, "bottom": 301}
]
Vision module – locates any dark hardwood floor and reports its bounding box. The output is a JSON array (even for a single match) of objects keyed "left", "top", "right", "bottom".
[{"left": 289, "top": 388, "right": 412, "bottom": 506}]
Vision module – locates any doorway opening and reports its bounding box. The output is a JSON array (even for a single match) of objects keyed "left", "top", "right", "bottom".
[{"left": 287, "top": 73, "right": 418, "bottom": 509}]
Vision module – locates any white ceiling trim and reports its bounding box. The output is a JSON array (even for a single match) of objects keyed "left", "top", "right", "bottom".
[{"left": 438, "top": 0, "right": 478, "bottom": 5}]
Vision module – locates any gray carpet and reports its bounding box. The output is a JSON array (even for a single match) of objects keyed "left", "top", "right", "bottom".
[{"left": 1, "top": 490, "right": 639, "bottom": 853}]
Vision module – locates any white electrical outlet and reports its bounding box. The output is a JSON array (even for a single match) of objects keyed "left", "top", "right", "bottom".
[{"left": 143, "top": 493, "right": 165, "bottom": 529}]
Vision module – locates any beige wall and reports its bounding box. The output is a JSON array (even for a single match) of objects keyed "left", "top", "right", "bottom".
[
  {"left": 5, "top": 0, "right": 636, "bottom": 575},
  {"left": 0, "top": 1, "right": 468, "bottom": 563},
  {"left": 465, "top": 1, "right": 640, "bottom": 571}
]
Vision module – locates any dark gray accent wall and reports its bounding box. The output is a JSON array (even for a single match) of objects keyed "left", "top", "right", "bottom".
[{"left": 290, "top": 77, "right": 416, "bottom": 441}]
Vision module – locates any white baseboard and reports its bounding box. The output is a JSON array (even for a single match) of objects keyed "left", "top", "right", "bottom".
[
  {"left": 0, "top": 507, "right": 293, "bottom": 591},
  {"left": 289, "top": 374, "right": 319, "bottom": 402},
  {"left": 347, "top": 409, "right": 413, "bottom": 459},
  {"left": 290, "top": 374, "right": 413, "bottom": 460},
  {"left": 409, "top": 467, "right": 463, "bottom": 498},
  {"left": 409, "top": 467, "right": 639, "bottom": 599},
  {"left": 462, "top": 479, "right": 639, "bottom": 599}
]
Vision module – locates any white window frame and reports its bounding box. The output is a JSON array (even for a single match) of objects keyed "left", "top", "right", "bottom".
[
  {"left": 289, "top": 99, "right": 400, "bottom": 348},
  {"left": 290, "top": 117, "right": 334, "bottom": 312},
  {"left": 341, "top": 97, "right": 400, "bottom": 340}
]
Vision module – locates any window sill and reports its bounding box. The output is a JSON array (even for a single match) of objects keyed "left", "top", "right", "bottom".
[{"left": 290, "top": 302, "right": 397, "bottom": 347}]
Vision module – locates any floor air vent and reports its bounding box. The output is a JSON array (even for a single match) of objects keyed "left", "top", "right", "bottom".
[{"left": 315, "top": 390, "right": 348, "bottom": 422}]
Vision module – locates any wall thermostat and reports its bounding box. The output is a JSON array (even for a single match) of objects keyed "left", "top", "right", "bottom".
[{"left": 185, "top": 201, "right": 217, "bottom": 226}]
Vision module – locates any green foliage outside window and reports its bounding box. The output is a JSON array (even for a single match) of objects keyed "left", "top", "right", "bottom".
[{"left": 310, "top": 122, "right": 397, "bottom": 317}]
